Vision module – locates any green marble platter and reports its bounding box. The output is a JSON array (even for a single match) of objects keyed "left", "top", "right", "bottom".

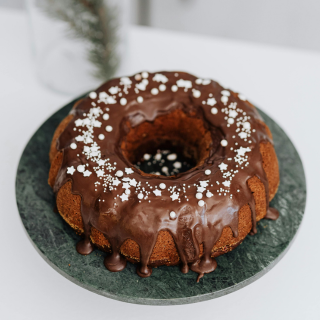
[{"left": 16, "top": 97, "right": 306, "bottom": 305}]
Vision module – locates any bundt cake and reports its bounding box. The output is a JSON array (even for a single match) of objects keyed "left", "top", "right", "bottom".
[{"left": 48, "top": 71, "right": 279, "bottom": 281}]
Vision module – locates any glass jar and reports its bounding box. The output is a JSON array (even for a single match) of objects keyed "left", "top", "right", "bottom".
[{"left": 26, "top": 0, "right": 130, "bottom": 95}]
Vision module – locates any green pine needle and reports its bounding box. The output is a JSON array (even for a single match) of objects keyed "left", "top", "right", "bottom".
[{"left": 36, "top": 0, "right": 120, "bottom": 80}]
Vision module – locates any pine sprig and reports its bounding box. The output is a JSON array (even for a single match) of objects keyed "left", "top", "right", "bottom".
[{"left": 36, "top": 0, "right": 120, "bottom": 80}]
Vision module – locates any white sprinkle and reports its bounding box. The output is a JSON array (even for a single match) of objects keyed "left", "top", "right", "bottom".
[
  {"left": 211, "top": 107, "right": 218, "bottom": 114},
  {"left": 105, "top": 125, "right": 113, "bottom": 132},
  {"left": 198, "top": 200, "right": 205, "bottom": 207},
  {"left": 167, "top": 153, "right": 177, "bottom": 161},
  {"left": 142, "top": 71, "right": 149, "bottom": 78},
  {"left": 222, "top": 180, "right": 231, "bottom": 188},
  {"left": 238, "top": 94, "right": 246, "bottom": 101},
  {"left": 125, "top": 168, "right": 134, "bottom": 175},
  {"left": 243, "top": 122, "right": 251, "bottom": 130},
  {"left": 83, "top": 170, "right": 92, "bottom": 177},
  {"left": 151, "top": 88, "right": 159, "bottom": 95},
  {"left": 196, "top": 193, "right": 203, "bottom": 199},
  {"left": 200, "top": 181, "right": 209, "bottom": 188},
  {"left": 137, "top": 96, "right": 143, "bottom": 103},
  {"left": 96, "top": 169, "right": 104, "bottom": 177},
  {"left": 177, "top": 79, "right": 192, "bottom": 90},
  {"left": 228, "top": 118, "right": 234, "bottom": 124},
  {"left": 170, "top": 211, "right": 177, "bottom": 219},
  {"left": 206, "top": 191, "right": 213, "bottom": 198},
  {"left": 109, "top": 86, "right": 119, "bottom": 94},
  {"left": 205, "top": 169, "right": 211, "bottom": 175},
  {"left": 120, "top": 193, "right": 129, "bottom": 202},
  {"left": 115, "top": 170, "right": 123, "bottom": 177},
  {"left": 120, "top": 98, "right": 127, "bottom": 105},
  {"left": 170, "top": 192, "right": 179, "bottom": 201},
  {"left": 138, "top": 193, "right": 144, "bottom": 199},
  {"left": 221, "top": 139, "right": 228, "bottom": 147},
  {"left": 162, "top": 167, "right": 169, "bottom": 175},
  {"left": 153, "top": 73, "right": 169, "bottom": 83},
  {"left": 221, "top": 96, "right": 228, "bottom": 104},
  {"left": 173, "top": 161, "right": 181, "bottom": 169},
  {"left": 120, "top": 77, "right": 132, "bottom": 86},
  {"left": 193, "top": 89, "right": 201, "bottom": 98},
  {"left": 240, "top": 131, "right": 247, "bottom": 140},
  {"left": 171, "top": 85, "right": 178, "bottom": 92},
  {"left": 89, "top": 92, "right": 97, "bottom": 99},
  {"left": 74, "top": 133, "right": 84, "bottom": 141},
  {"left": 154, "top": 153, "right": 162, "bottom": 161},
  {"left": 70, "top": 143, "right": 77, "bottom": 150},
  {"left": 159, "top": 183, "right": 166, "bottom": 189},
  {"left": 77, "top": 165, "right": 85, "bottom": 173},
  {"left": 67, "top": 166, "right": 75, "bottom": 175},
  {"left": 207, "top": 98, "right": 217, "bottom": 106},
  {"left": 159, "top": 84, "right": 166, "bottom": 91},
  {"left": 135, "top": 74, "right": 142, "bottom": 81},
  {"left": 229, "top": 110, "right": 238, "bottom": 118},
  {"left": 219, "top": 162, "right": 228, "bottom": 171},
  {"left": 153, "top": 189, "right": 162, "bottom": 196},
  {"left": 98, "top": 134, "right": 105, "bottom": 140},
  {"left": 136, "top": 81, "right": 147, "bottom": 91},
  {"left": 103, "top": 113, "right": 109, "bottom": 120},
  {"left": 143, "top": 153, "right": 151, "bottom": 161},
  {"left": 221, "top": 90, "right": 230, "bottom": 96}
]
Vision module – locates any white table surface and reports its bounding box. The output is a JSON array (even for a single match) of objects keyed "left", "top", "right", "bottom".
[{"left": 1, "top": 8, "right": 319, "bottom": 320}]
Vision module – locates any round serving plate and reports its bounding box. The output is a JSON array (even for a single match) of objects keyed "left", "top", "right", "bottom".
[{"left": 16, "top": 96, "right": 306, "bottom": 305}]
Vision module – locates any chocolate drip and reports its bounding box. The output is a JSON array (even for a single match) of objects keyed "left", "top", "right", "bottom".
[
  {"left": 53, "top": 71, "right": 279, "bottom": 281},
  {"left": 249, "top": 197, "right": 258, "bottom": 235},
  {"left": 76, "top": 238, "right": 93, "bottom": 255},
  {"left": 189, "top": 224, "right": 219, "bottom": 282},
  {"left": 265, "top": 207, "right": 280, "bottom": 220},
  {"left": 104, "top": 249, "right": 127, "bottom": 272},
  {"left": 76, "top": 202, "right": 94, "bottom": 255}
]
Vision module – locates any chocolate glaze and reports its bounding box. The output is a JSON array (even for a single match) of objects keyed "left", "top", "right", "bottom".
[
  {"left": 265, "top": 207, "right": 280, "bottom": 220},
  {"left": 52, "top": 71, "right": 279, "bottom": 281}
]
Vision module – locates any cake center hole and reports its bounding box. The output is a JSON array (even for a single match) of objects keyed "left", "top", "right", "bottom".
[
  {"left": 121, "top": 109, "right": 220, "bottom": 177},
  {"left": 135, "top": 141, "right": 196, "bottom": 176}
]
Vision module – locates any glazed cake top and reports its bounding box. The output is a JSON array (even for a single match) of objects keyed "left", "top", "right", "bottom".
[{"left": 53, "top": 71, "right": 274, "bottom": 280}]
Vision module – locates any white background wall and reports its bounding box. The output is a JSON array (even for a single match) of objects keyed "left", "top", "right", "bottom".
[
  {"left": 2, "top": 0, "right": 320, "bottom": 52},
  {"left": 0, "top": 0, "right": 141, "bottom": 23},
  {"left": 148, "top": 0, "right": 320, "bottom": 52},
  {"left": 0, "top": 0, "right": 23, "bottom": 9}
]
